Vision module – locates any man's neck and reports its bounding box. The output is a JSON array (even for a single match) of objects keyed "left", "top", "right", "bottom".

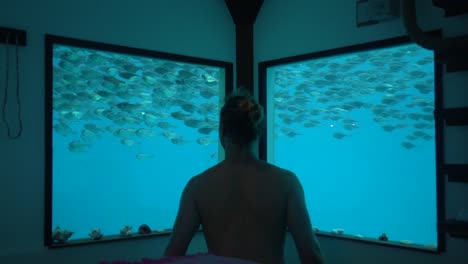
[{"left": 224, "top": 144, "right": 257, "bottom": 162}]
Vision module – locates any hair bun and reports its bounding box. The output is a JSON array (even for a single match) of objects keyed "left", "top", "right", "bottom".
[
  {"left": 238, "top": 98, "right": 261, "bottom": 122},
  {"left": 238, "top": 98, "right": 255, "bottom": 112},
  {"left": 220, "top": 89, "right": 264, "bottom": 145}
]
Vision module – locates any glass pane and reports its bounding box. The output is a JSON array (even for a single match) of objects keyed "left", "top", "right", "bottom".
[
  {"left": 267, "top": 43, "right": 436, "bottom": 248},
  {"left": 51, "top": 43, "right": 225, "bottom": 241}
]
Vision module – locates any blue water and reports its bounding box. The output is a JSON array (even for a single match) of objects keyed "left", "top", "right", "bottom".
[
  {"left": 53, "top": 128, "right": 219, "bottom": 238},
  {"left": 52, "top": 43, "right": 223, "bottom": 240},
  {"left": 270, "top": 43, "right": 436, "bottom": 246}
]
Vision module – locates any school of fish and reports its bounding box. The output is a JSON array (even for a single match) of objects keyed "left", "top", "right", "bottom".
[
  {"left": 53, "top": 43, "right": 434, "bottom": 160},
  {"left": 272, "top": 43, "right": 434, "bottom": 150}
]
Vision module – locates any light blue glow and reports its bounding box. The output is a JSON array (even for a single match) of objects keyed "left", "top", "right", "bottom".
[
  {"left": 267, "top": 43, "right": 436, "bottom": 247},
  {"left": 51, "top": 43, "right": 225, "bottom": 240}
]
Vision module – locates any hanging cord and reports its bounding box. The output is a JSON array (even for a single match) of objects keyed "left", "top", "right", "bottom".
[{"left": 1, "top": 32, "right": 23, "bottom": 139}]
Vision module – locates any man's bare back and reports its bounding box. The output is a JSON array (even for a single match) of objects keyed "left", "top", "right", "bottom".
[
  {"left": 192, "top": 158, "right": 323, "bottom": 264},
  {"left": 164, "top": 92, "right": 323, "bottom": 263}
]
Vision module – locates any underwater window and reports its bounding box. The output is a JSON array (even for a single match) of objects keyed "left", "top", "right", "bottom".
[
  {"left": 259, "top": 36, "right": 441, "bottom": 251},
  {"left": 45, "top": 35, "right": 233, "bottom": 246}
]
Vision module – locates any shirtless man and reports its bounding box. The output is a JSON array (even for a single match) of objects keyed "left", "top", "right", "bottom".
[{"left": 164, "top": 90, "right": 324, "bottom": 264}]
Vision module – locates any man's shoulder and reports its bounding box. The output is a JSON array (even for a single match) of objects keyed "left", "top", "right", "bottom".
[
  {"left": 188, "top": 163, "right": 221, "bottom": 185},
  {"left": 189, "top": 160, "right": 297, "bottom": 185},
  {"left": 258, "top": 161, "right": 296, "bottom": 178},
  {"left": 196, "top": 163, "right": 221, "bottom": 177}
]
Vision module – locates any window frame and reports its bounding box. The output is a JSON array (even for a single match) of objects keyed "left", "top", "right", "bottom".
[
  {"left": 258, "top": 33, "right": 445, "bottom": 253},
  {"left": 44, "top": 34, "right": 233, "bottom": 247}
]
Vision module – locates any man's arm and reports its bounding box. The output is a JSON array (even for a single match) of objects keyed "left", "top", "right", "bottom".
[
  {"left": 164, "top": 176, "right": 200, "bottom": 256},
  {"left": 286, "top": 172, "right": 324, "bottom": 264}
]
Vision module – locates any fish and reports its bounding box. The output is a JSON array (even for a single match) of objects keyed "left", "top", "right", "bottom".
[
  {"left": 201, "top": 73, "right": 218, "bottom": 83},
  {"left": 67, "top": 140, "right": 90, "bottom": 153},
  {"left": 323, "top": 73, "right": 338, "bottom": 81},
  {"left": 116, "top": 102, "right": 142, "bottom": 113},
  {"left": 303, "top": 120, "right": 321, "bottom": 128},
  {"left": 162, "top": 131, "right": 178, "bottom": 140},
  {"left": 332, "top": 132, "right": 348, "bottom": 139},
  {"left": 343, "top": 123, "right": 358, "bottom": 130},
  {"left": 118, "top": 71, "right": 137, "bottom": 80},
  {"left": 171, "top": 136, "right": 189, "bottom": 145},
  {"left": 408, "top": 70, "right": 426, "bottom": 78},
  {"left": 196, "top": 137, "right": 216, "bottom": 146},
  {"left": 401, "top": 142, "right": 416, "bottom": 149},
  {"left": 113, "top": 128, "right": 137, "bottom": 138},
  {"left": 157, "top": 121, "right": 176, "bottom": 129},
  {"left": 142, "top": 112, "right": 162, "bottom": 126},
  {"left": 80, "top": 128, "right": 99, "bottom": 143},
  {"left": 136, "top": 128, "right": 156, "bottom": 138},
  {"left": 80, "top": 68, "right": 102, "bottom": 79},
  {"left": 58, "top": 60, "right": 77, "bottom": 73},
  {"left": 53, "top": 121, "right": 74, "bottom": 136},
  {"left": 180, "top": 103, "right": 198, "bottom": 113},
  {"left": 200, "top": 88, "right": 218, "bottom": 99},
  {"left": 121, "top": 139, "right": 138, "bottom": 147},
  {"left": 135, "top": 153, "right": 154, "bottom": 160},
  {"left": 184, "top": 118, "right": 205, "bottom": 128},
  {"left": 154, "top": 66, "right": 169, "bottom": 75},
  {"left": 285, "top": 131, "right": 302, "bottom": 137},
  {"left": 198, "top": 127, "right": 216, "bottom": 135},
  {"left": 381, "top": 125, "right": 396, "bottom": 132},
  {"left": 170, "top": 111, "right": 191, "bottom": 120}
]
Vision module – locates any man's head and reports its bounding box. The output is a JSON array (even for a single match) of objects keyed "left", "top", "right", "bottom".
[{"left": 219, "top": 89, "right": 264, "bottom": 148}]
